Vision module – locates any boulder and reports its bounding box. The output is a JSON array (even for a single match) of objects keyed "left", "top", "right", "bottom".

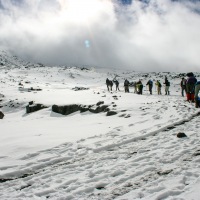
[
  {"left": 0, "top": 111, "right": 4, "bottom": 119},
  {"left": 96, "top": 101, "right": 104, "bottom": 106},
  {"left": 177, "top": 132, "right": 187, "bottom": 138},
  {"left": 52, "top": 104, "right": 110, "bottom": 115},
  {"left": 26, "top": 104, "right": 47, "bottom": 114},
  {"left": 89, "top": 105, "right": 109, "bottom": 113},
  {"left": 106, "top": 111, "right": 117, "bottom": 116},
  {"left": 52, "top": 104, "right": 80, "bottom": 115}
]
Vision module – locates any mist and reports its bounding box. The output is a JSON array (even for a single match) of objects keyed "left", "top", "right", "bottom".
[{"left": 0, "top": 0, "right": 200, "bottom": 72}]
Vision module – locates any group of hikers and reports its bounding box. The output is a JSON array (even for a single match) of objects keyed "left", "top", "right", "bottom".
[
  {"left": 106, "top": 72, "right": 200, "bottom": 108},
  {"left": 106, "top": 76, "right": 170, "bottom": 95},
  {"left": 180, "top": 72, "right": 200, "bottom": 108}
]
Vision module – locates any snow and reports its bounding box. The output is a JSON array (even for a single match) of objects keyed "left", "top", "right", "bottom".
[{"left": 0, "top": 51, "right": 200, "bottom": 199}]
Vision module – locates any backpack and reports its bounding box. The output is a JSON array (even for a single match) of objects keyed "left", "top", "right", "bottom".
[
  {"left": 149, "top": 80, "right": 153, "bottom": 86},
  {"left": 124, "top": 80, "right": 129, "bottom": 86}
]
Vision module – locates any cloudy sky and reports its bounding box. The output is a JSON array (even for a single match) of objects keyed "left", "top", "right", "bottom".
[{"left": 0, "top": 0, "right": 200, "bottom": 71}]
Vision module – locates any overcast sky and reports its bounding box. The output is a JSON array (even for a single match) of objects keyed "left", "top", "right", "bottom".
[{"left": 0, "top": 0, "right": 200, "bottom": 71}]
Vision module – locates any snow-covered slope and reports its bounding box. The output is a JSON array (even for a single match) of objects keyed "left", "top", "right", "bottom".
[{"left": 0, "top": 52, "right": 200, "bottom": 200}]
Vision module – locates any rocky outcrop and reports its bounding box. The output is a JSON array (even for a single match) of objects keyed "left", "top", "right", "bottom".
[
  {"left": 52, "top": 104, "right": 81, "bottom": 115},
  {"left": 52, "top": 103, "right": 111, "bottom": 116},
  {"left": 26, "top": 102, "right": 47, "bottom": 114},
  {"left": 0, "top": 111, "right": 4, "bottom": 119}
]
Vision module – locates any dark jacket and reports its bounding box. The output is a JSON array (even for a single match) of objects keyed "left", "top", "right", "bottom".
[
  {"left": 186, "top": 76, "right": 197, "bottom": 93},
  {"left": 164, "top": 79, "right": 170, "bottom": 87}
]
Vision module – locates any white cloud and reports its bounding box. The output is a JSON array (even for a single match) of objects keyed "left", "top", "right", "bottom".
[{"left": 0, "top": 0, "right": 200, "bottom": 72}]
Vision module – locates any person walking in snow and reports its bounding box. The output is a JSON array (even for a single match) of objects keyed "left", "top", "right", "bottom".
[
  {"left": 186, "top": 72, "right": 197, "bottom": 102},
  {"left": 163, "top": 76, "right": 170, "bottom": 95},
  {"left": 133, "top": 81, "right": 137, "bottom": 94},
  {"left": 195, "top": 81, "right": 200, "bottom": 108},
  {"left": 180, "top": 77, "right": 187, "bottom": 97},
  {"left": 146, "top": 79, "right": 153, "bottom": 95},
  {"left": 124, "top": 79, "right": 130, "bottom": 93},
  {"left": 113, "top": 79, "right": 120, "bottom": 91},
  {"left": 106, "top": 78, "right": 113, "bottom": 92},
  {"left": 155, "top": 80, "right": 162, "bottom": 95},
  {"left": 136, "top": 80, "right": 143, "bottom": 95}
]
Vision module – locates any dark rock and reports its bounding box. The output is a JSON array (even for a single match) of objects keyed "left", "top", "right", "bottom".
[
  {"left": 125, "top": 114, "right": 131, "bottom": 118},
  {"left": 26, "top": 104, "right": 47, "bottom": 114},
  {"left": 72, "top": 87, "right": 89, "bottom": 91},
  {"left": 157, "top": 169, "right": 173, "bottom": 176},
  {"left": 29, "top": 87, "right": 42, "bottom": 91},
  {"left": 81, "top": 67, "right": 89, "bottom": 71},
  {"left": 107, "top": 111, "right": 117, "bottom": 116},
  {"left": 89, "top": 105, "right": 108, "bottom": 113},
  {"left": 193, "top": 150, "right": 200, "bottom": 157},
  {"left": 0, "top": 111, "right": 4, "bottom": 119},
  {"left": 52, "top": 104, "right": 110, "bottom": 115},
  {"left": 29, "top": 101, "right": 34, "bottom": 105},
  {"left": 96, "top": 101, "right": 104, "bottom": 106},
  {"left": 52, "top": 104, "right": 80, "bottom": 115},
  {"left": 177, "top": 132, "right": 187, "bottom": 138},
  {"left": 79, "top": 107, "right": 89, "bottom": 113}
]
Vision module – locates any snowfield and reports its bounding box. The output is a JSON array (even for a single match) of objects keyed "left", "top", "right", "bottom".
[{"left": 0, "top": 51, "right": 200, "bottom": 200}]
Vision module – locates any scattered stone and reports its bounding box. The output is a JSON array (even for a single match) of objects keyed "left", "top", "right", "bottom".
[
  {"left": 157, "top": 169, "right": 173, "bottom": 176},
  {"left": 106, "top": 111, "right": 117, "bottom": 116},
  {"left": 80, "top": 67, "right": 89, "bottom": 71},
  {"left": 177, "top": 132, "right": 187, "bottom": 138},
  {"left": 89, "top": 105, "right": 109, "bottom": 113},
  {"left": 0, "top": 111, "right": 4, "bottom": 119},
  {"left": 125, "top": 114, "right": 131, "bottom": 118},
  {"left": 29, "top": 101, "right": 34, "bottom": 105},
  {"left": 193, "top": 150, "right": 200, "bottom": 157},
  {"left": 72, "top": 87, "right": 89, "bottom": 91},
  {"left": 96, "top": 101, "right": 104, "bottom": 106},
  {"left": 29, "top": 87, "right": 42, "bottom": 91}
]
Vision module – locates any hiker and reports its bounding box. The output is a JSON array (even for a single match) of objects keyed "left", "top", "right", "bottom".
[
  {"left": 155, "top": 80, "right": 162, "bottom": 95},
  {"left": 133, "top": 82, "right": 137, "bottom": 94},
  {"left": 163, "top": 76, "right": 170, "bottom": 95},
  {"left": 195, "top": 81, "right": 200, "bottom": 108},
  {"left": 180, "top": 77, "right": 187, "bottom": 97},
  {"left": 136, "top": 80, "right": 143, "bottom": 95},
  {"left": 124, "top": 79, "right": 130, "bottom": 93},
  {"left": 146, "top": 79, "right": 153, "bottom": 95},
  {"left": 186, "top": 72, "right": 197, "bottom": 102},
  {"left": 113, "top": 79, "right": 120, "bottom": 91},
  {"left": 106, "top": 78, "right": 113, "bottom": 91}
]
